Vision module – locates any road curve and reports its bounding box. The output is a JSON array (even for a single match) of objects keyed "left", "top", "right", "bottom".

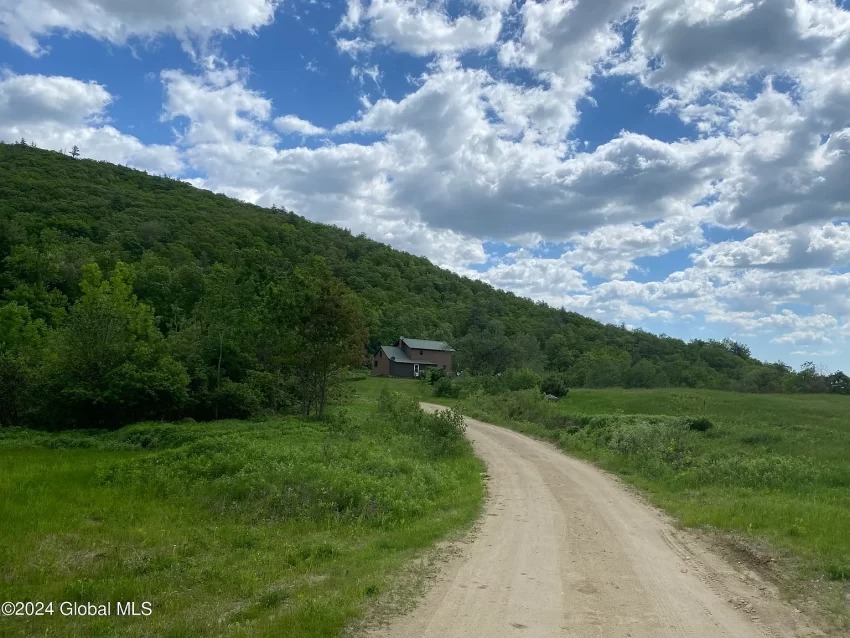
[{"left": 370, "top": 404, "right": 821, "bottom": 638}]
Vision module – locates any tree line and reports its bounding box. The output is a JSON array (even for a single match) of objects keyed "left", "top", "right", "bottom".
[{"left": 0, "top": 144, "right": 846, "bottom": 427}]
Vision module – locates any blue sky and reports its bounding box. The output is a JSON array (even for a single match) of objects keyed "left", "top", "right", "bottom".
[{"left": 1, "top": 0, "right": 849, "bottom": 372}]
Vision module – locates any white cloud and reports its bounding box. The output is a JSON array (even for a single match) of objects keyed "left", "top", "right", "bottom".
[
  {"left": 351, "top": 64, "right": 382, "bottom": 89},
  {"left": 335, "top": 36, "right": 376, "bottom": 57},
  {"left": 0, "top": 0, "right": 281, "bottom": 55},
  {"left": 477, "top": 257, "right": 587, "bottom": 307},
  {"left": 336, "top": 0, "right": 503, "bottom": 56},
  {"left": 332, "top": 62, "right": 732, "bottom": 241},
  {"left": 772, "top": 330, "right": 833, "bottom": 346},
  {"left": 563, "top": 215, "right": 705, "bottom": 279},
  {"left": 630, "top": 0, "right": 850, "bottom": 96},
  {"left": 499, "top": 0, "right": 632, "bottom": 79},
  {"left": 695, "top": 224, "right": 850, "bottom": 270},
  {"left": 161, "top": 65, "right": 277, "bottom": 146},
  {"left": 0, "top": 72, "right": 182, "bottom": 173},
  {"left": 275, "top": 115, "right": 326, "bottom": 136},
  {"left": 0, "top": 72, "right": 111, "bottom": 125}
]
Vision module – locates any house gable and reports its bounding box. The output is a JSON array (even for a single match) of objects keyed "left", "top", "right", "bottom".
[{"left": 371, "top": 337, "right": 455, "bottom": 377}]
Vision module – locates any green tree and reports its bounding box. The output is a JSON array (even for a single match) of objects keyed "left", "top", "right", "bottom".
[
  {"left": 625, "top": 359, "right": 659, "bottom": 388},
  {"left": 795, "top": 361, "right": 829, "bottom": 393},
  {"left": 52, "top": 262, "right": 188, "bottom": 427},
  {"left": 544, "top": 333, "right": 575, "bottom": 372},
  {"left": 511, "top": 333, "right": 545, "bottom": 372},
  {"left": 0, "top": 303, "right": 49, "bottom": 426},
  {"left": 828, "top": 371, "right": 850, "bottom": 395},
  {"left": 275, "top": 259, "right": 367, "bottom": 418},
  {"left": 581, "top": 349, "right": 631, "bottom": 388},
  {"left": 540, "top": 373, "right": 569, "bottom": 397},
  {"left": 455, "top": 319, "right": 514, "bottom": 374}
]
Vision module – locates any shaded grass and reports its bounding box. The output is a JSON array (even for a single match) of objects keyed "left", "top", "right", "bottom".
[{"left": 0, "top": 389, "right": 483, "bottom": 637}]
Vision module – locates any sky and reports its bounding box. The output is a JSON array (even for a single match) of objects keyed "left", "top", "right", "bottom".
[{"left": 1, "top": 0, "right": 849, "bottom": 372}]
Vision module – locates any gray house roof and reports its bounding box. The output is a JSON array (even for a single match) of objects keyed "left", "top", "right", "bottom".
[
  {"left": 381, "top": 345, "right": 437, "bottom": 365},
  {"left": 401, "top": 338, "right": 455, "bottom": 352}
]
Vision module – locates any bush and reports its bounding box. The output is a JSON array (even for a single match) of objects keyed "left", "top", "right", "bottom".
[
  {"left": 212, "top": 381, "right": 261, "bottom": 419},
  {"left": 378, "top": 387, "right": 468, "bottom": 458},
  {"left": 424, "top": 367, "right": 447, "bottom": 385},
  {"left": 540, "top": 373, "right": 570, "bottom": 398},
  {"left": 246, "top": 370, "right": 298, "bottom": 414},
  {"left": 682, "top": 416, "right": 713, "bottom": 432},
  {"left": 424, "top": 408, "right": 468, "bottom": 458},
  {"left": 433, "top": 377, "right": 461, "bottom": 398},
  {"left": 500, "top": 368, "right": 541, "bottom": 392}
]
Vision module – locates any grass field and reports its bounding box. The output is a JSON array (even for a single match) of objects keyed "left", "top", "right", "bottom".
[
  {"left": 359, "top": 377, "right": 850, "bottom": 627},
  {"left": 0, "top": 384, "right": 483, "bottom": 637}
]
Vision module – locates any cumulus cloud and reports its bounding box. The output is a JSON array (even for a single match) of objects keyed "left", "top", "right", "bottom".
[
  {"left": 0, "top": 72, "right": 111, "bottom": 125},
  {"left": 332, "top": 62, "right": 730, "bottom": 240},
  {"left": 275, "top": 115, "right": 327, "bottom": 136},
  {"left": 695, "top": 224, "right": 850, "bottom": 270},
  {"left": 499, "top": 0, "right": 632, "bottom": 78},
  {"left": 0, "top": 0, "right": 281, "bottom": 55},
  {"left": 562, "top": 215, "right": 706, "bottom": 279},
  {"left": 0, "top": 72, "right": 182, "bottom": 173},
  {"left": 161, "top": 65, "right": 277, "bottom": 146},
  {"left": 336, "top": 0, "right": 503, "bottom": 56},
  {"left": 630, "top": 0, "right": 850, "bottom": 95},
  {"left": 478, "top": 257, "right": 587, "bottom": 307}
]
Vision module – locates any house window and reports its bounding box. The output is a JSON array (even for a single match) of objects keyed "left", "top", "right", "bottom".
[
  {"left": 419, "top": 350, "right": 423, "bottom": 355},
  {"left": 374, "top": 360, "right": 378, "bottom": 367}
]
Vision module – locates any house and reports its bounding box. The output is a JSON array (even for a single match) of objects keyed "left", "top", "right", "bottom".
[{"left": 371, "top": 337, "right": 455, "bottom": 378}]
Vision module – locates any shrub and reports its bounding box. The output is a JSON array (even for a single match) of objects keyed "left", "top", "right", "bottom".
[
  {"left": 212, "top": 381, "right": 261, "bottom": 419},
  {"left": 433, "top": 377, "right": 461, "bottom": 398},
  {"left": 378, "top": 387, "right": 468, "bottom": 458},
  {"left": 682, "top": 416, "right": 714, "bottom": 432},
  {"left": 423, "top": 408, "right": 468, "bottom": 458},
  {"left": 246, "top": 370, "right": 298, "bottom": 414},
  {"left": 500, "top": 368, "right": 542, "bottom": 392},
  {"left": 424, "top": 367, "right": 447, "bottom": 385},
  {"left": 540, "top": 373, "right": 570, "bottom": 398}
]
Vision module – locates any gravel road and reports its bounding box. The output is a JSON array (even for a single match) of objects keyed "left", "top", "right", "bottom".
[{"left": 370, "top": 404, "right": 822, "bottom": 638}]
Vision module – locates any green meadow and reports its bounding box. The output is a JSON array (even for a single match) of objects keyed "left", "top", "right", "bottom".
[{"left": 0, "top": 386, "right": 483, "bottom": 637}]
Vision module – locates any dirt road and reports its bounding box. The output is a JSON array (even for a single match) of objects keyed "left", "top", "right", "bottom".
[{"left": 371, "top": 405, "right": 821, "bottom": 638}]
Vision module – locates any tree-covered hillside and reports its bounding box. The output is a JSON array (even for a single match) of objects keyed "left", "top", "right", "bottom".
[{"left": 1, "top": 143, "right": 845, "bottom": 427}]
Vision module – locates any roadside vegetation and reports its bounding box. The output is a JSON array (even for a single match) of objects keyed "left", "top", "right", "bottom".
[{"left": 0, "top": 388, "right": 482, "bottom": 637}]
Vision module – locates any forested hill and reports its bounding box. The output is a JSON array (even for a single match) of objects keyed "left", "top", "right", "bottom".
[{"left": 0, "top": 143, "right": 843, "bottom": 427}]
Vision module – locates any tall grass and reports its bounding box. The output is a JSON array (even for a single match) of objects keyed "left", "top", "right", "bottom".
[{"left": 0, "top": 391, "right": 482, "bottom": 637}]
